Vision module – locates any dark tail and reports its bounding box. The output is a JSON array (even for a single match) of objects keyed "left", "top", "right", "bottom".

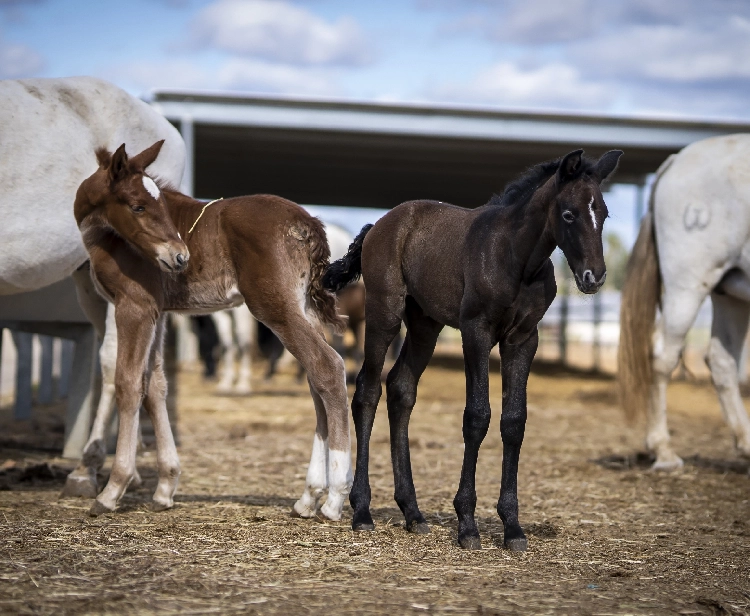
[
  {"left": 323, "top": 224, "right": 374, "bottom": 292},
  {"left": 305, "top": 217, "right": 347, "bottom": 333}
]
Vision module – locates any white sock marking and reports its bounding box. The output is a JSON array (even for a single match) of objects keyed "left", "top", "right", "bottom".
[
  {"left": 143, "top": 175, "right": 160, "bottom": 199},
  {"left": 588, "top": 196, "right": 597, "bottom": 230}
]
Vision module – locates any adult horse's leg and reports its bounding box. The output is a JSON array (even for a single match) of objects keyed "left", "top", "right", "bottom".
[
  {"left": 233, "top": 306, "right": 254, "bottom": 395},
  {"left": 212, "top": 310, "right": 236, "bottom": 393},
  {"left": 649, "top": 287, "right": 706, "bottom": 470},
  {"left": 386, "top": 300, "right": 442, "bottom": 533},
  {"left": 706, "top": 292, "right": 750, "bottom": 458},
  {"left": 90, "top": 306, "right": 156, "bottom": 515},
  {"left": 62, "top": 302, "right": 118, "bottom": 497},
  {"left": 453, "top": 318, "right": 493, "bottom": 550},
  {"left": 496, "top": 333, "right": 537, "bottom": 552},
  {"left": 350, "top": 313, "right": 403, "bottom": 530},
  {"left": 142, "top": 315, "right": 181, "bottom": 511}
]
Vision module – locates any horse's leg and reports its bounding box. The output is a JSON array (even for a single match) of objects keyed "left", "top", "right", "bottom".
[
  {"left": 453, "top": 318, "right": 493, "bottom": 550},
  {"left": 496, "top": 333, "right": 537, "bottom": 552},
  {"left": 90, "top": 307, "right": 156, "bottom": 516},
  {"left": 142, "top": 315, "right": 181, "bottom": 511},
  {"left": 707, "top": 292, "right": 750, "bottom": 458},
  {"left": 212, "top": 310, "right": 236, "bottom": 393},
  {"left": 649, "top": 287, "right": 706, "bottom": 470},
  {"left": 291, "top": 384, "right": 329, "bottom": 518},
  {"left": 350, "top": 312, "right": 403, "bottom": 531},
  {"left": 265, "top": 312, "right": 352, "bottom": 521},
  {"left": 387, "top": 301, "right": 442, "bottom": 533},
  {"left": 233, "top": 306, "right": 253, "bottom": 395},
  {"left": 62, "top": 302, "right": 118, "bottom": 498}
]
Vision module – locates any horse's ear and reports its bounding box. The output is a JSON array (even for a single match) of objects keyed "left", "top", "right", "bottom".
[
  {"left": 130, "top": 140, "right": 164, "bottom": 172},
  {"left": 593, "top": 150, "right": 623, "bottom": 183},
  {"left": 557, "top": 149, "right": 584, "bottom": 184},
  {"left": 95, "top": 147, "right": 111, "bottom": 169},
  {"left": 109, "top": 143, "right": 129, "bottom": 183}
]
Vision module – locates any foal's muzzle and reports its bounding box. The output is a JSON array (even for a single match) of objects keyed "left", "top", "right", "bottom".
[
  {"left": 156, "top": 243, "right": 190, "bottom": 273},
  {"left": 575, "top": 269, "right": 606, "bottom": 294}
]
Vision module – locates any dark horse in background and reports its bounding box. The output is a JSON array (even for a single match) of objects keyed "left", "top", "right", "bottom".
[{"left": 325, "top": 149, "right": 623, "bottom": 551}]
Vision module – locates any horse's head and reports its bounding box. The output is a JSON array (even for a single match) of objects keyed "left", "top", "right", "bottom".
[
  {"left": 75, "top": 140, "right": 189, "bottom": 273},
  {"left": 551, "top": 149, "right": 623, "bottom": 294}
]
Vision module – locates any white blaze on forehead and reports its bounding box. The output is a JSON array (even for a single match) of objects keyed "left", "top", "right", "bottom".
[
  {"left": 142, "top": 175, "right": 160, "bottom": 199},
  {"left": 588, "top": 196, "right": 597, "bottom": 230}
]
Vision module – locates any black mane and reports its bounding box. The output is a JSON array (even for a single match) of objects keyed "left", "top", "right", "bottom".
[{"left": 487, "top": 154, "right": 599, "bottom": 209}]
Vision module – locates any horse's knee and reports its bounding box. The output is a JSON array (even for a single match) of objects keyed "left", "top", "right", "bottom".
[
  {"left": 463, "top": 405, "right": 491, "bottom": 444},
  {"left": 652, "top": 329, "right": 682, "bottom": 378},
  {"left": 308, "top": 349, "right": 346, "bottom": 396},
  {"left": 500, "top": 411, "right": 526, "bottom": 446},
  {"left": 706, "top": 338, "right": 739, "bottom": 392},
  {"left": 386, "top": 376, "right": 417, "bottom": 415}
]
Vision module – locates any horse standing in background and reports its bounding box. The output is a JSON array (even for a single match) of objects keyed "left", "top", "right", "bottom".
[
  {"left": 74, "top": 140, "right": 352, "bottom": 521},
  {"left": 326, "top": 149, "right": 622, "bottom": 550},
  {"left": 0, "top": 76, "right": 185, "bottom": 497},
  {"left": 619, "top": 134, "right": 750, "bottom": 470}
]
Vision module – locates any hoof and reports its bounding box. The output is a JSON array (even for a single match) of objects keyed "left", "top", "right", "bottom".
[
  {"left": 458, "top": 534, "right": 482, "bottom": 550},
  {"left": 89, "top": 499, "right": 114, "bottom": 517},
  {"left": 291, "top": 499, "right": 318, "bottom": 519},
  {"left": 352, "top": 521, "right": 375, "bottom": 531},
  {"left": 151, "top": 499, "right": 173, "bottom": 512},
  {"left": 60, "top": 475, "right": 98, "bottom": 499},
  {"left": 318, "top": 501, "right": 343, "bottom": 522},
  {"left": 352, "top": 509, "right": 375, "bottom": 531},
  {"left": 651, "top": 455, "right": 684, "bottom": 472},
  {"left": 406, "top": 521, "right": 430, "bottom": 535},
  {"left": 234, "top": 385, "right": 252, "bottom": 396},
  {"left": 505, "top": 537, "right": 528, "bottom": 552}
]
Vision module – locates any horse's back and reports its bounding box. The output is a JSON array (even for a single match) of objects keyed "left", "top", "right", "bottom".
[
  {"left": 0, "top": 77, "right": 185, "bottom": 293},
  {"left": 654, "top": 133, "right": 750, "bottom": 284}
]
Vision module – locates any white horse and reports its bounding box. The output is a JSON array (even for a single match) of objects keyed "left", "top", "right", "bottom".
[
  {"left": 619, "top": 133, "right": 750, "bottom": 470},
  {"left": 0, "top": 76, "right": 186, "bottom": 495}
]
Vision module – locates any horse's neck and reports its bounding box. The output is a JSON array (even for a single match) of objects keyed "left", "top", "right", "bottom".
[
  {"left": 506, "top": 182, "right": 557, "bottom": 281},
  {"left": 161, "top": 190, "right": 206, "bottom": 237}
]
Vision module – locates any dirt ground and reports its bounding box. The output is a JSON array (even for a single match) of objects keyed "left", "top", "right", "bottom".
[{"left": 0, "top": 357, "right": 748, "bottom": 615}]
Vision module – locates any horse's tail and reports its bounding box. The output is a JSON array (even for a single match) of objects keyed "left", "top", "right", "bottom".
[
  {"left": 323, "top": 224, "right": 374, "bottom": 292},
  {"left": 305, "top": 217, "right": 347, "bottom": 333},
  {"left": 617, "top": 155, "right": 674, "bottom": 422}
]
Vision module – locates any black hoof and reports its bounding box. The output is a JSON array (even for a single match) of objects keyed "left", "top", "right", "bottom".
[
  {"left": 505, "top": 536, "right": 528, "bottom": 552},
  {"left": 406, "top": 521, "right": 430, "bottom": 535},
  {"left": 352, "top": 521, "right": 375, "bottom": 531},
  {"left": 458, "top": 534, "right": 482, "bottom": 550},
  {"left": 352, "top": 508, "right": 375, "bottom": 531},
  {"left": 89, "top": 500, "right": 114, "bottom": 517}
]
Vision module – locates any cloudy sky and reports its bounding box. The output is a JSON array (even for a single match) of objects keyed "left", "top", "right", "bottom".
[{"left": 2, "top": 0, "right": 749, "bottom": 120}]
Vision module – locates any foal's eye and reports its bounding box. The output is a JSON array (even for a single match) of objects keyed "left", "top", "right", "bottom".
[
  {"left": 131, "top": 205, "right": 146, "bottom": 213},
  {"left": 562, "top": 210, "right": 575, "bottom": 224}
]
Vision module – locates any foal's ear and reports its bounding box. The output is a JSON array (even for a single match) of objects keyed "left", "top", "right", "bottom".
[
  {"left": 130, "top": 140, "right": 164, "bottom": 172},
  {"left": 593, "top": 150, "right": 623, "bottom": 183},
  {"left": 557, "top": 149, "right": 584, "bottom": 184},
  {"left": 109, "top": 143, "right": 130, "bottom": 183}
]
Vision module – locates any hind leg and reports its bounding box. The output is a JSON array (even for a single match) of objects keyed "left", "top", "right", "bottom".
[
  {"left": 707, "top": 292, "right": 750, "bottom": 457},
  {"left": 233, "top": 306, "right": 254, "bottom": 395},
  {"left": 212, "top": 310, "right": 236, "bottom": 393},
  {"left": 292, "top": 385, "right": 329, "bottom": 518},
  {"left": 649, "top": 287, "right": 706, "bottom": 470},
  {"left": 387, "top": 299, "right": 442, "bottom": 533},
  {"left": 350, "top": 302, "right": 404, "bottom": 531}
]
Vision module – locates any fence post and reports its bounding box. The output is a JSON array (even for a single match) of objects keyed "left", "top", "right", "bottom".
[
  {"left": 38, "top": 335, "right": 54, "bottom": 404},
  {"left": 11, "top": 331, "right": 33, "bottom": 420}
]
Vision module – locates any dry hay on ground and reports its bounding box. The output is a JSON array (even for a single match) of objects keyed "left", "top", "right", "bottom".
[{"left": 0, "top": 362, "right": 748, "bottom": 615}]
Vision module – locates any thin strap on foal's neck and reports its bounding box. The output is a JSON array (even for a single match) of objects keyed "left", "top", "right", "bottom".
[{"left": 188, "top": 197, "right": 223, "bottom": 235}]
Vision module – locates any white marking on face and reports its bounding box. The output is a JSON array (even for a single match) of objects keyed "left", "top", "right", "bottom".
[
  {"left": 143, "top": 175, "right": 160, "bottom": 199},
  {"left": 588, "top": 196, "right": 597, "bottom": 230},
  {"left": 177, "top": 232, "right": 182, "bottom": 241}
]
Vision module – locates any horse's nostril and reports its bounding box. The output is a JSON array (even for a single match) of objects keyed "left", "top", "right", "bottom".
[
  {"left": 583, "top": 270, "right": 595, "bottom": 285},
  {"left": 176, "top": 253, "right": 186, "bottom": 266}
]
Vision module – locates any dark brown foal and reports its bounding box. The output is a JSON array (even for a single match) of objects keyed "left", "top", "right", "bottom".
[
  {"left": 74, "top": 140, "right": 352, "bottom": 519},
  {"left": 326, "top": 149, "right": 623, "bottom": 550}
]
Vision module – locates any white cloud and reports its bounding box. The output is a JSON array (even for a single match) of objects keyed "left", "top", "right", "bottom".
[
  {"left": 0, "top": 39, "right": 43, "bottom": 78},
  {"left": 215, "top": 58, "right": 338, "bottom": 94},
  {"left": 430, "top": 61, "right": 612, "bottom": 111},
  {"left": 187, "top": 0, "right": 373, "bottom": 67}
]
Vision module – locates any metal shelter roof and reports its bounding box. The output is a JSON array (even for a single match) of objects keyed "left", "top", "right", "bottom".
[{"left": 150, "top": 91, "right": 750, "bottom": 208}]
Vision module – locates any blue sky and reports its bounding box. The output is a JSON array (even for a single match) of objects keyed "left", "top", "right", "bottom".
[{"left": 2, "top": 0, "right": 746, "bottom": 242}]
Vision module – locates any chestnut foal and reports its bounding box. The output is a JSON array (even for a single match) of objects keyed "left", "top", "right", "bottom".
[{"left": 74, "top": 140, "right": 352, "bottom": 519}]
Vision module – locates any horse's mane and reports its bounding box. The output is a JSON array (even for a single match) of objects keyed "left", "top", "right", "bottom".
[{"left": 487, "top": 154, "right": 599, "bottom": 209}]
